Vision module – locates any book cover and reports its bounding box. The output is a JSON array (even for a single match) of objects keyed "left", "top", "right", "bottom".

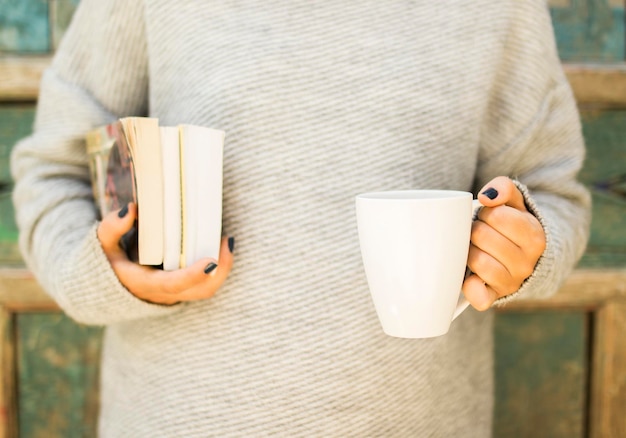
[
  {"left": 85, "top": 125, "right": 116, "bottom": 216},
  {"left": 104, "top": 120, "right": 137, "bottom": 214},
  {"left": 101, "top": 120, "right": 140, "bottom": 262}
]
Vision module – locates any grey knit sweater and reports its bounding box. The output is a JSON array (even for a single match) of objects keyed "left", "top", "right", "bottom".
[{"left": 12, "top": 0, "right": 590, "bottom": 436}]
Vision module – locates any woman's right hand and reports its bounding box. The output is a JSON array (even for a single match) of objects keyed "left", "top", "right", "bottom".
[{"left": 97, "top": 203, "right": 234, "bottom": 305}]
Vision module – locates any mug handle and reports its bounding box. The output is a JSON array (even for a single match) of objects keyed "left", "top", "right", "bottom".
[{"left": 452, "top": 199, "right": 483, "bottom": 321}]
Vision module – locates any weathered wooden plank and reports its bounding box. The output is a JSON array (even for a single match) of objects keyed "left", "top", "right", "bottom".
[
  {"left": 502, "top": 269, "right": 626, "bottom": 310},
  {"left": 0, "top": 270, "right": 58, "bottom": 312},
  {"left": 550, "top": 0, "right": 625, "bottom": 62},
  {"left": 493, "top": 311, "right": 588, "bottom": 438},
  {"left": 16, "top": 313, "right": 102, "bottom": 438},
  {"left": 0, "top": 105, "right": 35, "bottom": 265},
  {"left": 565, "top": 64, "right": 626, "bottom": 108},
  {"left": 577, "top": 110, "right": 626, "bottom": 268},
  {"left": 0, "top": 57, "right": 50, "bottom": 102},
  {"left": 0, "top": 194, "right": 20, "bottom": 267},
  {"left": 589, "top": 300, "right": 626, "bottom": 438},
  {"left": 0, "top": 0, "right": 50, "bottom": 53},
  {"left": 3, "top": 57, "right": 626, "bottom": 107},
  {"left": 0, "top": 105, "right": 34, "bottom": 184},
  {"left": 0, "top": 308, "right": 17, "bottom": 438},
  {"left": 579, "top": 110, "right": 626, "bottom": 187},
  {"left": 1, "top": 267, "right": 624, "bottom": 312}
]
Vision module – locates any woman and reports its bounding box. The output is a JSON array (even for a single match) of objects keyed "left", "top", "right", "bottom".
[{"left": 11, "top": 0, "right": 590, "bottom": 435}]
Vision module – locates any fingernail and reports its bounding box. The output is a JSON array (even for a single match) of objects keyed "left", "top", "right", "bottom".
[
  {"left": 204, "top": 262, "right": 218, "bottom": 274},
  {"left": 481, "top": 188, "right": 498, "bottom": 200},
  {"left": 228, "top": 237, "right": 235, "bottom": 253},
  {"left": 118, "top": 204, "right": 129, "bottom": 218}
]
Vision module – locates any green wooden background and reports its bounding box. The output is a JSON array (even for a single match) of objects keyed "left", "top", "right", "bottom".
[
  {"left": 550, "top": 0, "right": 625, "bottom": 62},
  {"left": 0, "top": 105, "right": 34, "bottom": 265},
  {"left": 494, "top": 312, "right": 589, "bottom": 438},
  {"left": 0, "top": 0, "right": 625, "bottom": 437},
  {"left": 16, "top": 314, "right": 101, "bottom": 437}
]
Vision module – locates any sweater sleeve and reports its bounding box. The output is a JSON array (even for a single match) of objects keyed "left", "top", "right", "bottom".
[
  {"left": 10, "top": 0, "right": 183, "bottom": 325},
  {"left": 475, "top": 0, "right": 592, "bottom": 304}
]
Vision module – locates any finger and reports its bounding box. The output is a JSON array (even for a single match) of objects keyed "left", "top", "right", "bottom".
[
  {"left": 471, "top": 220, "right": 528, "bottom": 278},
  {"left": 477, "top": 206, "right": 546, "bottom": 257},
  {"left": 218, "top": 236, "right": 235, "bottom": 272},
  {"left": 467, "top": 244, "right": 516, "bottom": 297},
  {"left": 160, "top": 257, "right": 219, "bottom": 292},
  {"left": 136, "top": 236, "right": 235, "bottom": 302},
  {"left": 478, "top": 176, "right": 527, "bottom": 212},
  {"left": 97, "top": 203, "right": 137, "bottom": 252},
  {"left": 108, "top": 255, "right": 215, "bottom": 305},
  {"left": 462, "top": 274, "right": 498, "bottom": 311},
  {"left": 174, "top": 236, "right": 236, "bottom": 301}
]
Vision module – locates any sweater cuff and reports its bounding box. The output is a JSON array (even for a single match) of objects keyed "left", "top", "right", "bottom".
[
  {"left": 55, "top": 223, "right": 183, "bottom": 325},
  {"left": 492, "top": 179, "right": 554, "bottom": 306}
]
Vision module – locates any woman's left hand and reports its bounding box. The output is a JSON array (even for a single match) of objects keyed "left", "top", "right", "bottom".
[{"left": 462, "top": 176, "right": 546, "bottom": 311}]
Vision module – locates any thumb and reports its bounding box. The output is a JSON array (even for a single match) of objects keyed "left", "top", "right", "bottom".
[
  {"left": 97, "top": 203, "right": 137, "bottom": 252},
  {"left": 478, "top": 176, "right": 527, "bottom": 212}
]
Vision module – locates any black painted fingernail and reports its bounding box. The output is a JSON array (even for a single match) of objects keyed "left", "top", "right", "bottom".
[
  {"left": 228, "top": 237, "right": 235, "bottom": 253},
  {"left": 204, "top": 262, "right": 218, "bottom": 274},
  {"left": 118, "top": 204, "right": 129, "bottom": 218},
  {"left": 482, "top": 188, "right": 498, "bottom": 200}
]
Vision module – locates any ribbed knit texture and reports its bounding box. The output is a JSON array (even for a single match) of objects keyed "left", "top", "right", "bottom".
[{"left": 11, "top": 0, "right": 590, "bottom": 436}]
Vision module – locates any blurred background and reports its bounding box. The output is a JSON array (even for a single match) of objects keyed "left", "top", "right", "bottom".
[{"left": 0, "top": 0, "right": 625, "bottom": 437}]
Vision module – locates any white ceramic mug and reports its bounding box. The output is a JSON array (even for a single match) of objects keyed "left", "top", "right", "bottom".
[{"left": 356, "top": 190, "right": 481, "bottom": 338}]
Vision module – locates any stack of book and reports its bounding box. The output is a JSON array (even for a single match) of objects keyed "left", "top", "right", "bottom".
[{"left": 86, "top": 117, "right": 224, "bottom": 270}]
